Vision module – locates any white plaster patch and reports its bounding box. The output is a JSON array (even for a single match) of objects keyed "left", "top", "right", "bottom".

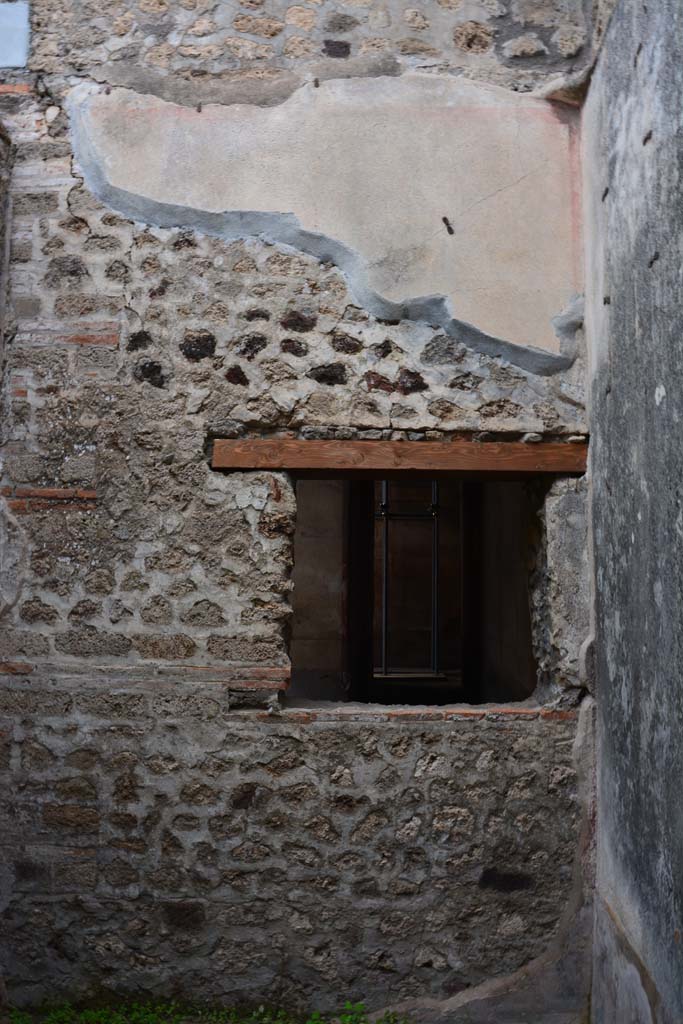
[
  {"left": 0, "top": 2, "right": 30, "bottom": 68},
  {"left": 655, "top": 383, "right": 666, "bottom": 405},
  {"left": 68, "top": 75, "right": 581, "bottom": 358}
]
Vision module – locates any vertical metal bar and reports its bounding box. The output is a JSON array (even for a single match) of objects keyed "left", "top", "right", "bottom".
[
  {"left": 431, "top": 479, "right": 439, "bottom": 674},
  {"left": 381, "top": 479, "right": 389, "bottom": 675},
  {"left": 458, "top": 481, "right": 464, "bottom": 676}
]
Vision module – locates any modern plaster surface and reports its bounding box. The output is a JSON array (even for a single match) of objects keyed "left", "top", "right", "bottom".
[
  {"left": 0, "top": 1, "right": 30, "bottom": 68},
  {"left": 68, "top": 75, "right": 581, "bottom": 368},
  {"left": 585, "top": 0, "right": 683, "bottom": 1019}
]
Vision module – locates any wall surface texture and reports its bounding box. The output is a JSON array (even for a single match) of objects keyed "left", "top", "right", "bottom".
[
  {"left": 0, "top": 689, "right": 590, "bottom": 1016},
  {"left": 584, "top": 0, "right": 683, "bottom": 1020},
  {"left": 0, "top": 115, "right": 11, "bottom": 355},
  {"left": 0, "top": 0, "right": 597, "bottom": 1016},
  {"left": 0, "top": 5, "right": 591, "bottom": 700}
]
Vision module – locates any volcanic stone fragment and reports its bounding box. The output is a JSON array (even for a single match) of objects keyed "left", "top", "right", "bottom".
[
  {"left": 397, "top": 368, "right": 428, "bottom": 394},
  {"left": 235, "top": 333, "right": 267, "bottom": 360},
  {"left": 134, "top": 361, "right": 167, "bottom": 388},
  {"left": 180, "top": 329, "right": 216, "bottom": 361},
  {"left": 281, "top": 338, "right": 308, "bottom": 357},
  {"left": 127, "top": 330, "right": 152, "bottom": 352},
  {"left": 323, "top": 39, "right": 351, "bottom": 57},
  {"left": 331, "top": 332, "right": 363, "bottom": 354},
  {"left": 226, "top": 364, "right": 249, "bottom": 385},
  {"left": 308, "top": 363, "right": 347, "bottom": 386},
  {"left": 280, "top": 310, "right": 317, "bottom": 332}
]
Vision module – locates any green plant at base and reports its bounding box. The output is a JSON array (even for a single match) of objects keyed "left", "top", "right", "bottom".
[{"left": 9, "top": 1000, "right": 410, "bottom": 1024}]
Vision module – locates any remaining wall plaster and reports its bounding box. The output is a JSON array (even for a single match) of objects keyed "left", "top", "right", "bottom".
[{"left": 68, "top": 76, "right": 581, "bottom": 370}]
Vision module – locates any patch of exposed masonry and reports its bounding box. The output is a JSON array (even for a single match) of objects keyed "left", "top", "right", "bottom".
[{"left": 67, "top": 85, "right": 579, "bottom": 379}]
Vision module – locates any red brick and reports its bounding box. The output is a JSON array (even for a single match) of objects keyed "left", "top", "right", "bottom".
[
  {"left": 5, "top": 486, "right": 97, "bottom": 515},
  {"left": 258, "top": 710, "right": 316, "bottom": 724},
  {"left": 52, "top": 332, "right": 119, "bottom": 348},
  {"left": 14, "top": 487, "right": 97, "bottom": 500},
  {"left": 184, "top": 665, "right": 289, "bottom": 689},
  {"left": 7, "top": 496, "right": 97, "bottom": 514},
  {"left": 388, "top": 708, "right": 445, "bottom": 721},
  {"left": 443, "top": 708, "right": 487, "bottom": 720},
  {"left": 0, "top": 662, "right": 34, "bottom": 675},
  {"left": 486, "top": 707, "right": 540, "bottom": 719},
  {"left": 0, "top": 84, "right": 32, "bottom": 95},
  {"left": 540, "top": 708, "right": 578, "bottom": 720}
]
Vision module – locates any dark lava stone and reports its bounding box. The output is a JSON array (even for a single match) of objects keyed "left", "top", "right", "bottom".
[
  {"left": 308, "top": 362, "right": 347, "bottom": 386},
  {"left": 127, "top": 329, "right": 152, "bottom": 352},
  {"left": 280, "top": 310, "right": 317, "bottom": 332},
  {"left": 134, "top": 361, "right": 167, "bottom": 389},
  {"left": 179, "top": 329, "right": 216, "bottom": 361}
]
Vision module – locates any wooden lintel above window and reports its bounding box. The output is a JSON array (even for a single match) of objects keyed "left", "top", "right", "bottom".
[{"left": 211, "top": 438, "right": 587, "bottom": 476}]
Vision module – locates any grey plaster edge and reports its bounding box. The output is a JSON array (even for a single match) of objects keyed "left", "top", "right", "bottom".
[{"left": 68, "top": 87, "right": 576, "bottom": 378}]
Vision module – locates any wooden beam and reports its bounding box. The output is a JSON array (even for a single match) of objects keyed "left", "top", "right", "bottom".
[{"left": 211, "top": 439, "right": 587, "bottom": 476}]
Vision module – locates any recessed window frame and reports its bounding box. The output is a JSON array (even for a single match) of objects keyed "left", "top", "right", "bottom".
[{"left": 211, "top": 438, "right": 588, "bottom": 707}]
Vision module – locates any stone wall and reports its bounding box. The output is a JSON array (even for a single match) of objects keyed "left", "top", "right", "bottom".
[
  {"left": 0, "top": 680, "right": 586, "bottom": 1014},
  {"left": 584, "top": 0, "right": 683, "bottom": 1020},
  {"left": 26, "top": 0, "right": 595, "bottom": 100},
  {"left": 0, "top": 75, "right": 588, "bottom": 697},
  {"left": 0, "top": 0, "right": 595, "bottom": 1014}
]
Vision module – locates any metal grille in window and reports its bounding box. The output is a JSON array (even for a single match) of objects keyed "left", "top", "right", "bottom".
[{"left": 372, "top": 479, "right": 462, "bottom": 682}]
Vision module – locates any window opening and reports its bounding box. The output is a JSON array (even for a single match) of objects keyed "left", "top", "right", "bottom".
[{"left": 288, "top": 476, "right": 542, "bottom": 706}]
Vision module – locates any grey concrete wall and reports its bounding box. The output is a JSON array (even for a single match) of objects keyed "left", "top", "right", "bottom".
[{"left": 584, "top": 1, "right": 683, "bottom": 1020}]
